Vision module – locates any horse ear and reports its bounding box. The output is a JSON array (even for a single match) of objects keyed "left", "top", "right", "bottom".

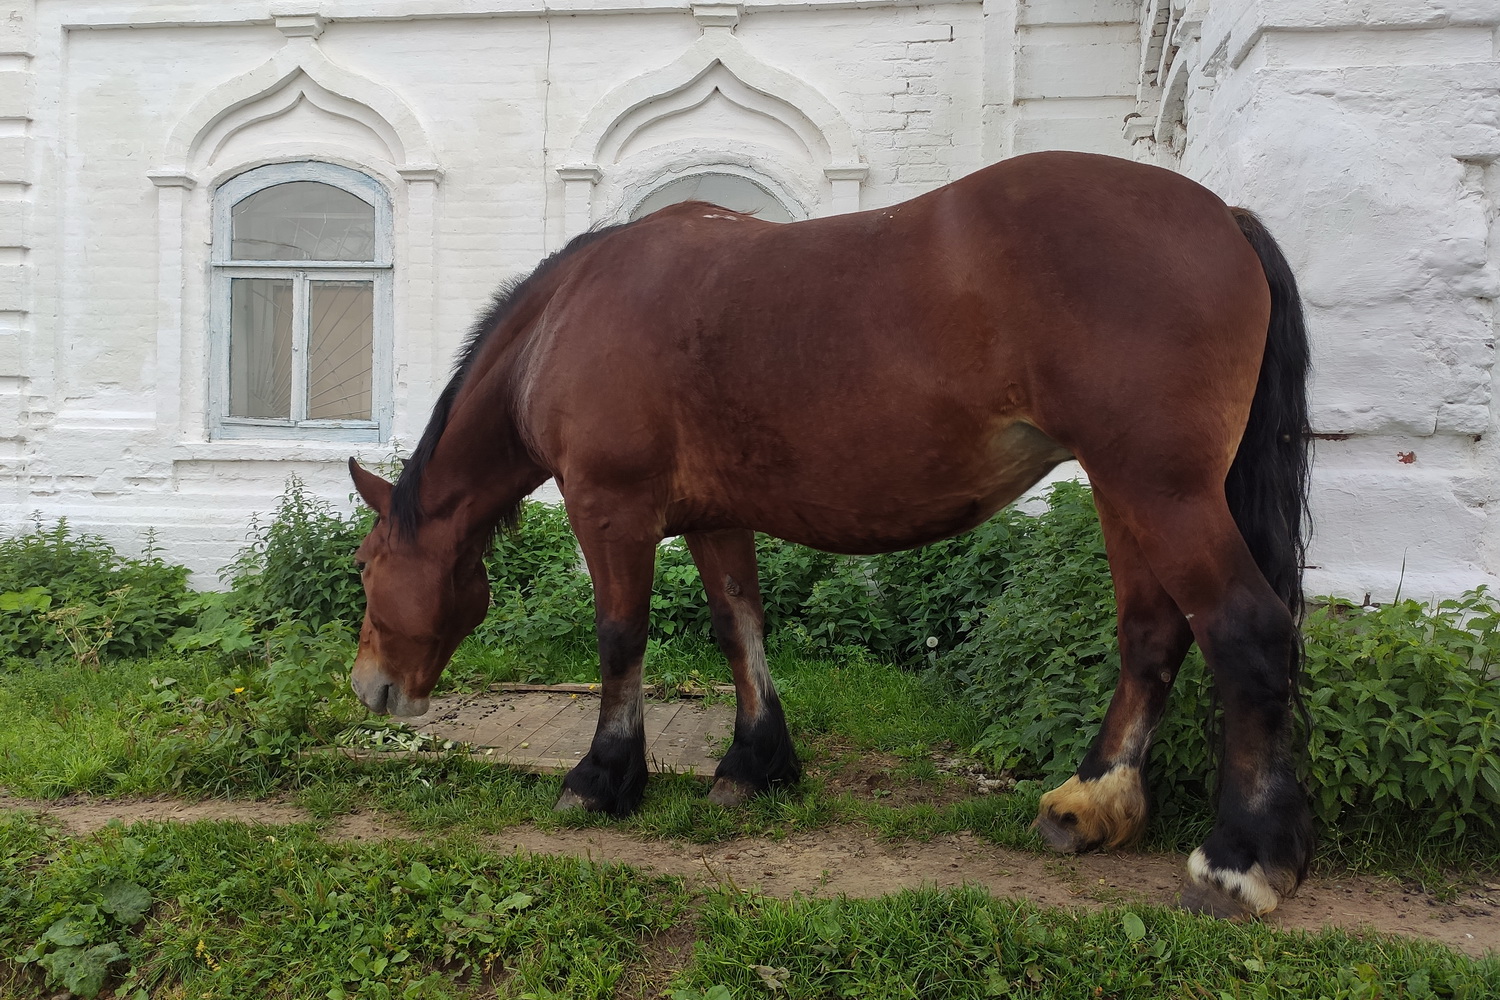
[{"left": 349, "top": 458, "right": 393, "bottom": 516}]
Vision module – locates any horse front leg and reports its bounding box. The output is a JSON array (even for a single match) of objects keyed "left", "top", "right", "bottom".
[
  {"left": 555, "top": 520, "right": 658, "bottom": 817},
  {"left": 685, "top": 529, "right": 800, "bottom": 806},
  {"left": 1036, "top": 495, "right": 1193, "bottom": 852}
]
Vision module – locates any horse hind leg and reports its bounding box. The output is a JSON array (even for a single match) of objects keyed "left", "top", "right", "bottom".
[
  {"left": 1036, "top": 493, "right": 1194, "bottom": 853},
  {"left": 1091, "top": 482, "right": 1313, "bottom": 918},
  {"left": 685, "top": 529, "right": 800, "bottom": 806}
]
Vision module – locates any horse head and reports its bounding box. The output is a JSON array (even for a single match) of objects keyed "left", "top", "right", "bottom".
[{"left": 347, "top": 458, "right": 491, "bottom": 717}]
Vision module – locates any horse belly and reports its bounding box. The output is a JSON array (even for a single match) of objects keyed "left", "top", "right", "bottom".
[{"left": 732, "top": 419, "right": 1073, "bottom": 555}]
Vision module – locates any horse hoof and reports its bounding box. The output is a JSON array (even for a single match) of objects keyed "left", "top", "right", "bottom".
[
  {"left": 1032, "top": 810, "right": 1092, "bottom": 854},
  {"left": 706, "top": 777, "right": 757, "bottom": 807},
  {"left": 1179, "top": 879, "right": 1259, "bottom": 921},
  {"left": 553, "top": 788, "right": 593, "bottom": 813}
]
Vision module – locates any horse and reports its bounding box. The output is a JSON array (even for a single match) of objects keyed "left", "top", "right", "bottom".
[{"left": 348, "top": 150, "right": 1313, "bottom": 920}]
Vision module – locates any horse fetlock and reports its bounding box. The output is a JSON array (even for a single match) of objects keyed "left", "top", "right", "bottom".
[
  {"left": 1034, "top": 767, "right": 1148, "bottom": 854},
  {"left": 560, "top": 740, "right": 647, "bottom": 818},
  {"left": 1184, "top": 847, "right": 1298, "bottom": 919},
  {"left": 714, "top": 702, "right": 800, "bottom": 795}
]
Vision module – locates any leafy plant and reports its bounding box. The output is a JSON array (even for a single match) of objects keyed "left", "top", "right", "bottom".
[
  {"left": 225, "top": 474, "right": 373, "bottom": 630},
  {"left": 0, "top": 521, "right": 193, "bottom": 664},
  {"left": 10, "top": 823, "right": 154, "bottom": 999},
  {"left": 150, "top": 618, "right": 361, "bottom": 792},
  {"left": 945, "top": 480, "right": 1500, "bottom": 848},
  {"left": 1302, "top": 592, "right": 1500, "bottom": 837}
]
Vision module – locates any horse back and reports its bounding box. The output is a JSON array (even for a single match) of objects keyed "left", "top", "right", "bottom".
[{"left": 511, "top": 151, "right": 1270, "bottom": 549}]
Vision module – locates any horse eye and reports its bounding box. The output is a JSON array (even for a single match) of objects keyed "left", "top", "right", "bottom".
[{"left": 355, "top": 560, "right": 367, "bottom": 572}]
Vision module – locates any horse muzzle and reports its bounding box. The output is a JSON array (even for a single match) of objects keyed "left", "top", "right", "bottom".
[{"left": 350, "top": 661, "right": 431, "bottom": 718}]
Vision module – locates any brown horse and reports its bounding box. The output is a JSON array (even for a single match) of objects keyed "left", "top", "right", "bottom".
[{"left": 348, "top": 150, "right": 1313, "bottom": 920}]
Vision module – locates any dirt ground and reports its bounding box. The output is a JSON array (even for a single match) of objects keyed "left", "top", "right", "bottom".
[{"left": 4, "top": 793, "right": 1497, "bottom": 959}]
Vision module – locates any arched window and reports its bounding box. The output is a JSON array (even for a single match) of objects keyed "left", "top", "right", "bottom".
[
  {"left": 210, "top": 162, "right": 392, "bottom": 441},
  {"left": 629, "top": 172, "right": 795, "bottom": 222}
]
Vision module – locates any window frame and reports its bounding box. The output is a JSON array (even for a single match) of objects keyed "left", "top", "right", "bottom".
[
  {"left": 209, "top": 162, "right": 394, "bottom": 442},
  {"left": 627, "top": 169, "right": 798, "bottom": 223}
]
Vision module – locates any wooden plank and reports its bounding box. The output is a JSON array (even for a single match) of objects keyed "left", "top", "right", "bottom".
[
  {"left": 397, "top": 691, "right": 734, "bottom": 779},
  {"left": 528, "top": 698, "right": 601, "bottom": 762},
  {"left": 458, "top": 692, "right": 572, "bottom": 751},
  {"left": 651, "top": 703, "right": 728, "bottom": 775}
]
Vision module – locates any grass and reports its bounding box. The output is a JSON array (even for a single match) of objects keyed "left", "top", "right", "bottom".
[
  {"left": 0, "top": 812, "right": 685, "bottom": 999},
  {"left": 3, "top": 811, "right": 1496, "bottom": 1000},
  {"left": 3, "top": 646, "right": 1497, "bottom": 887},
  {"left": 4, "top": 645, "right": 1500, "bottom": 998},
  {"left": 681, "top": 887, "right": 1500, "bottom": 999}
]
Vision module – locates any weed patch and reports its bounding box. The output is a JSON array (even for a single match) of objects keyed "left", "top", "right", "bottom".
[
  {"left": 0, "top": 521, "right": 193, "bottom": 664},
  {"left": 0, "top": 813, "right": 686, "bottom": 999}
]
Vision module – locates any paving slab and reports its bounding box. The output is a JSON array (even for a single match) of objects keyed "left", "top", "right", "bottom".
[{"left": 403, "top": 685, "right": 733, "bottom": 778}]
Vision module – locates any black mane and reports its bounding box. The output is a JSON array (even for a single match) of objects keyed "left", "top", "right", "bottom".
[{"left": 389, "top": 222, "right": 630, "bottom": 538}]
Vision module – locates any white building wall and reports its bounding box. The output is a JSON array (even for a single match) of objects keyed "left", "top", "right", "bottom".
[
  {"left": 0, "top": 1, "right": 1004, "bottom": 583},
  {"left": 1133, "top": 0, "right": 1500, "bottom": 602},
  {"left": 1, "top": 0, "right": 1496, "bottom": 607}
]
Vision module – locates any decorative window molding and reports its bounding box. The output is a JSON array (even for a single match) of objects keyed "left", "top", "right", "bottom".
[
  {"left": 208, "top": 162, "right": 393, "bottom": 442},
  {"left": 558, "top": 11, "right": 865, "bottom": 240},
  {"left": 150, "top": 32, "right": 443, "bottom": 446},
  {"left": 629, "top": 168, "right": 799, "bottom": 222}
]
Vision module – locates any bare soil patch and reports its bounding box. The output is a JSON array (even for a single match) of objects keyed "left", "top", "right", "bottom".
[
  {"left": 615, "top": 923, "right": 696, "bottom": 1000},
  {"left": 813, "top": 748, "right": 971, "bottom": 808},
  {"left": 5, "top": 794, "right": 1497, "bottom": 958}
]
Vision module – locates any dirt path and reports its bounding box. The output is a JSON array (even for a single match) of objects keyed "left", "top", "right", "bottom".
[{"left": 5, "top": 794, "right": 1497, "bottom": 958}]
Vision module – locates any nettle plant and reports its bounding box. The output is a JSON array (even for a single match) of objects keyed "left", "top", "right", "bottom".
[
  {"left": 1301, "top": 592, "right": 1500, "bottom": 836},
  {"left": 943, "top": 482, "right": 1500, "bottom": 845},
  {"left": 224, "top": 474, "right": 374, "bottom": 630},
  {"left": 0, "top": 520, "right": 194, "bottom": 665}
]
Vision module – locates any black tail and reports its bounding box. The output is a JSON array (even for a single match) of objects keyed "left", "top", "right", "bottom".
[{"left": 1225, "top": 208, "right": 1312, "bottom": 621}]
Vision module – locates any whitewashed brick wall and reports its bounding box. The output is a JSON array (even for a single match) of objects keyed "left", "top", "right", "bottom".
[
  {"left": 1132, "top": 0, "right": 1500, "bottom": 602},
  {"left": 1, "top": 0, "right": 1497, "bottom": 608}
]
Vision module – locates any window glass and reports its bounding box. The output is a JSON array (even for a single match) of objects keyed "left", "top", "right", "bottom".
[
  {"left": 228, "top": 278, "right": 293, "bottom": 418},
  {"left": 308, "top": 280, "right": 374, "bottom": 421},
  {"left": 231, "top": 181, "right": 376, "bottom": 261},
  {"left": 631, "top": 173, "right": 793, "bottom": 222}
]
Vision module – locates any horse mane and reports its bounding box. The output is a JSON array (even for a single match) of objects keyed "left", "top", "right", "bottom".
[{"left": 390, "top": 222, "right": 630, "bottom": 539}]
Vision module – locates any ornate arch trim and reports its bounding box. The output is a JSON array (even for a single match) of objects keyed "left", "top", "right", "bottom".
[
  {"left": 159, "top": 37, "right": 438, "bottom": 180},
  {"left": 566, "top": 28, "right": 861, "bottom": 171}
]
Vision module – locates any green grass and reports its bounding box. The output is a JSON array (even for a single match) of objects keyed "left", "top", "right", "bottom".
[
  {"left": 0, "top": 812, "right": 684, "bottom": 999},
  {"left": 680, "top": 887, "right": 1500, "bottom": 999},
  {"left": 4, "top": 812, "right": 1496, "bottom": 1000},
  {"left": 4, "top": 647, "right": 1499, "bottom": 889},
  {"left": 0, "top": 655, "right": 221, "bottom": 798}
]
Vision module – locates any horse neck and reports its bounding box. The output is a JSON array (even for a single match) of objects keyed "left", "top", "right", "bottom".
[{"left": 418, "top": 370, "right": 548, "bottom": 549}]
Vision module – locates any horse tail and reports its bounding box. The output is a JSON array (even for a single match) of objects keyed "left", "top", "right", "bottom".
[{"left": 1225, "top": 208, "right": 1312, "bottom": 622}]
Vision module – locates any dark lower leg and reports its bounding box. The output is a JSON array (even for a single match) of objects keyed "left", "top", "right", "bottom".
[
  {"left": 1182, "top": 586, "right": 1312, "bottom": 918},
  {"left": 1037, "top": 498, "right": 1193, "bottom": 852},
  {"left": 686, "top": 530, "right": 799, "bottom": 806},
  {"left": 557, "top": 526, "right": 657, "bottom": 817}
]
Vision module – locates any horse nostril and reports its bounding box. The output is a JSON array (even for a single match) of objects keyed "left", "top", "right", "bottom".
[{"left": 1060, "top": 811, "right": 1078, "bottom": 827}]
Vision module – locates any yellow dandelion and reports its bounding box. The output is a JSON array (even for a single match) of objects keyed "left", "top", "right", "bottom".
[{"left": 233, "top": 687, "right": 245, "bottom": 694}]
